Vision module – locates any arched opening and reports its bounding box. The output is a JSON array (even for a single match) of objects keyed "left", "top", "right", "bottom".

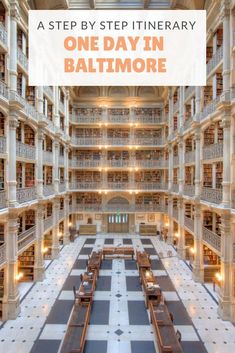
[{"left": 107, "top": 197, "right": 130, "bottom": 233}]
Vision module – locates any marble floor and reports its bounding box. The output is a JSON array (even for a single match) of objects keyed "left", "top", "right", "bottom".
[{"left": 0, "top": 234, "right": 234, "bottom": 353}]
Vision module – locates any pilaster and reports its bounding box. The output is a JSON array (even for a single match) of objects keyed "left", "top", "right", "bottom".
[
  {"left": 51, "top": 198, "right": 60, "bottom": 259},
  {"left": 192, "top": 203, "right": 204, "bottom": 282},
  {"left": 34, "top": 204, "right": 45, "bottom": 281}
]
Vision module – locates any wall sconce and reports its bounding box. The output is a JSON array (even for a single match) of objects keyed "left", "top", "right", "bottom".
[
  {"left": 190, "top": 247, "right": 195, "bottom": 255},
  {"left": 16, "top": 272, "right": 23, "bottom": 281},
  {"left": 42, "top": 247, "right": 48, "bottom": 254},
  {"left": 165, "top": 222, "right": 169, "bottom": 227},
  {"left": 58, "top": 232, "right": 62, "bottom": 237},
  {"left": 135, "top": 168, "right": 139, "bottom": 171},
  {"left": 215, "top": 272, "right": 222, "bottom": 282},
  {"left": 68, "top": 222, "right": 72, "bottom": 227},
  {"left": 174, "top": 232, "right": 179, "bottom": 238}
]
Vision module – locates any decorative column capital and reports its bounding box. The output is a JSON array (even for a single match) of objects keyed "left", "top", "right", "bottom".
[
  {"left": 10, "top": 1, "right": 20, "bottom": 20},
  {"left": 221, "top": 117, "right": 231, "bottom": 129},
  {"left": 219, "top": 1, "right": 230, "bottom": 20},
  {"left": 9, "top": 117, "right": 18, "bottom": 129}
]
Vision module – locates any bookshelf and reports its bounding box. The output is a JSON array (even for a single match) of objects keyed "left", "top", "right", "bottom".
[
  {"left": 45, "top": 166, "right": 53, "bottom": 185},
  {"left": 135, "top": 193, "right": 161, "bottom": 206},
  {"left": 75, "top": 128, "right": 102, "bottom": 138},
  {"left": 25, "top": 210, "right": 35, "bottom": 230},
  {"left": 108, "top": 108, "right": 129, "bottom": 116},
  {"left": 108, "top": 171, "right": 129, "bottom": 183},
  {"left": 206, "top": 47, "right": 213, "bottom": 63},
  {"left": 46, "top": 202, "right": 53, "bottom": 217},
  {"left": 0, "top": 4, "right": 5, "bottom": 25},
  {"left": 216, "top": 28, "right": 223, "bottom": 48},
  {"left": 108, "top": 150, "right": 129, "bottom": 161},
  {"left": 134, "top": 128, "right": 161, "bottom": 138},
  {"left": 75, "top": 171, "right": 101, "bottom": 182},
  {"left": 0, "top": 159, "right": 4, "bottom": 190},
  {"left": 203, "top": 211, "right": 213, "bottom": 231},
  {"left": 0, "top": 54, "right": 5, "bottom": 81},
  {"left": 16, "top": 122, "right": 22, "bottom": 142},
  {"left": 75, "top": 107, "right": 102, "bottom": 116},
  {"left": 217, "top": 124, "right": 223, "bottom": 144},
  {"left": 74, "top": 150, "right": 101, "bottom": 161},
  {"left": 76, "top": 193, "right": 102, "bottom": 204},
  {"left": 173, "top": 168, "right": 178, "bottom": 184},
  {"left": 26, "top": 86, "right": 35, "bottom": 106},
  {"left": 173, "top": 116, "right": 178, "bottom": 131},
  {"left": 185, "top": 204, "right": 194, "bottom": 219},
  {"left": 16, "top": 162, "right": 23, "bottom": 188},
  {"left": 0, "top": 269, "right": 4, "bottom": 320},
  {"left": 0, "top": 224, "right": 4, "bottom": 245},
  {"left": 24, "top": 125, "right": 35, "bottom": 146},
  {"left": 203, "top": 245, "right": 221, "bottom": 265},
  {"left": 216, "top": 162, "right": 223, "bottom": 189},
  {"left": 135, "top": 150, "right": 162, "bottom": 160},
  {"left": 17, "top": 73, "right": 23, "bottom": 97},
  {"left": 185, "top": 137, "right": 193, "bottom": 152},
  {"left": 203, "top": 164, "right": 212, "bottom": 187},
  {"left": 47, "top": 104, "right": 53, "bottom": 121},
  {"left": 173, "top": 89, "right": 178, "bottom": 104},
  {"left": 59, "top": 168, "right": 64, "bottom": 183},
  {"left": 44, "top": 231, "right": 52, "bottom": 259},
  {"left": 45, "top": 136, "right": 53, "bottom": 152},
  {"left": 204, "top": 86, "right": 213, "bottom": 106},
  {"left": 25, "top": 163, "right": 35, "bottom": 187},
  {"left": 185, "top": 166, "right": 195, "bottom": 185},
  {"left": 173, "top": 145, "right": 178, "bottom": 156},
  {"left": 204, "top": 125, "right": 215, "bottom": 145},
  {"left": 0, "top": 114, "right": 4, "bottom": 136},
  {"left": 60, "top": 198, "right": 64, "bottom": 210},
  {"left": 134, "top": 170, "right": 161, "bottom": 183},
  {"left": 59, "top": 222, "right": 64, "bottom": 244},
  {"left": 216, "top": 72, "right": 223, "bottom": 97},
  {"left": 60, "top": 115, "right": 65, "bottom": 131},
  {"left": 107, "top": 128, "right": 130, "bottom": 138},
  {"left": 18, "top": 245, "right": 35, "bottom": 282}
]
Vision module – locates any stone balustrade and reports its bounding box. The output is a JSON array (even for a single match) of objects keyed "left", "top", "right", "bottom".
[
  {"left": 202, "top": 226, "right": 221, "bottom": 253},
  {"left": 16, "top": 141, "right": 36, "bottom": 160}
]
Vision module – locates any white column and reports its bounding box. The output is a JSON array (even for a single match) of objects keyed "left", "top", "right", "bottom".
[
  {"left": 218, "top": 212, "right": 233, "bottom": 320},
  {"left": 9, "top": 4, "right": 18, "bottom": 93},
  {"left": 221, "top": 116, "right": 231, "bottom": 207},
  {"left": 3, "top": 211, "right": 20, "bottom": 320},
  {"left": 64, "top": 145, "right": 69, "bottom": 192},
  {"left": 34, "top": 204, "right": 45, "bottom": 281},
  {"left": 178, "top": 140, "right": 184, "bottom": 195},
  {"left": 195, "top": 87, "right": 201, "bottom": 120},
  {"left": 221, "top": 4, "right": 230, "bottom": 101},
  {"left": 51, "top": 198, "right": 60, "bottom": 259},
  {"left": 36, "top": 129, "right": 44, "bottom": 199},
  {"left": 192, "top": 204, "right": 204, "bottom": 282},
  {"left": 53, "top": 87, "right": 60, "bottom": 128},
  {"left": 168, "top": 145, "right": 173, "bottom": 191},
  {"left": 167, "top": 195, "right": 173, "bottom": 245},
  {"left": 177, "top": 198, "right": 185, "bottom": 259},
  {"left": 64, "top": 89, "right": 69, "bottom": 136},
  {"left": 179, "top": 86, "right": 185, "bottom": 129},
  {"left": 8, "top": 116, "right": 18, "bottom": 206},
  {"left": 53, "top": 140, "right": 59, "bottom": 194},
  {"left": 195, "top": 129, "right": 201, "bottom": 198},
  {"left": 63, "top": 195, "right": 70, "bottom": 245},
  {"left": 168, "top": 88, "right": 173, "bottom": 136}
]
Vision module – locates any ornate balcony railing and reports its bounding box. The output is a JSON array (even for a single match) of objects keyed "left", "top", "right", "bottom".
[
  {"left": 17, "top": 47, "right": 28, "bottom": 71},
  {"left": 107, "top": 138, "right": 130, "bottom": 146},
  {"left": 74, "top": 203, "right": 166, "bottom": 213},
  {"left": 69, "top": 182, "right": 102, "bottom": 190},
  {"left": 108, "top": 114, "right": 130, "bottom": 123},
  {"left": 70, "top": 113, "right": 102, "bottom": 124},
  {"left": 43, "top": 150, "right": 53, "bottom": 164},
  {"left": 18, "top": 226, "right": 36, "bottom": 252},
  {"left": 203, "top": 143, "right": 223, "bottom": 160},
  {"left": 43, "top": 184, "right": 54, "bottom": 197},
  {"left": 24, "top": 100, "right": 39, "bottom": 122},
  {"left": 17, "top": 187, "right": 37, "bottom": 203},
  {"left": 172, "top": 184, "right": 179, "bottom": 193},
  {"left": 44, "top": 215, "right": 53, "bottom": 232},
  {"left": 135, "top": 204, "right": 166, "bottom": 212},
  {"left": 184, "top": 184, "right": 195, "bottom": 197},
  {"left": 201, "top": 187, "right": 222, "bottom": 204},
  {"left": 134, "top": 137, "right": 164, "bottom": 146},
  {"left": 0, "top": 243, "right": 6, "bottom": 266},
  {"left": 173, "top": 100, "right": 179, "bottom": 113},
  {"left": 0, "top": 136, "right": 6, "bottom": 154},
  {"left": 184, "top": 216, "right": 194, "bottom": 232},
  {"left": 135, "top": 182, "right": 168, "bottom": 190},
  {"left": 207, "top": 46, "right": 223, "bottom": 76},
  {"left": 183, "top": 117, "right": 193, "bottom": 131},
  {"left": 199, "top": 96, "right": 220, "bottom": 121},
  {"left": 16, "top": 141, "right": 36, "bottom": 160},
  {"left": 135, "top": 159, "right": 168, "bottom": 168},
  {"left": 76, "top": 204, "right": 102, "bottom": 212},
  {"left": 107, "top": 182, "right": 130, "bottom": 190},
  {"left": 107, "top": 159, "right": 130, "bottom": 168},
  {"left": 0, "top": 80, "right": 9, "bottom": 100},
  {"left": 59, "top": 101, "right": 65, "bottom": 114},
  {"left": 59, "top": 183, "right": 66, "bottom": 192},
  {"left": 173, "top": 155, "right": 179, "bottom": 166},
  {"left": 59, "top": 155, "right": 64, "bottom": 165},
  {"left": 202, "top": 226, "right": 221, "bottom": 253},
  {"left": 0, "top": 190, "right": 6, "bottom": 209},
  {"left": 44, "top": 86, "right": 53, "bottom": 101},
  {"left": 185, "top": 150, "right": 195, "bottom": 164},
  {"left": 173, "top": 207, "right": 178, "bottom": 219},
  {"left": 134, "top": 115, "right": 164, "bottom": 124},
  {"left": 0, "top": 23, "right": 7, "bottom": 47},
  {"left": 70, "top": 159, "right": 101, "bottom": 168},
  {"left": 185, "top": 86, "right": 195, "bottom": 100},
  {"left": 71, "top": 137, "right": 103, "bottom": 146}
]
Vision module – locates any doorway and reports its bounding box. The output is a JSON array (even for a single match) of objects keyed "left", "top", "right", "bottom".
[{"left": 108, "top": 214, "right": 129, "bottom": 233}]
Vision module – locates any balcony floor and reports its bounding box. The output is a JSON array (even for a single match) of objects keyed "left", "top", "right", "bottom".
[{"left": 0, "top": 234, "right": 233, "bottom": 353}]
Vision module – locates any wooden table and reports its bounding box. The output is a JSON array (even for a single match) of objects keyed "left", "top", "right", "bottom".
[
  {"left": 150, "top": 301, "right": 183, "bottom": 353},
  {"left": 87, "top": 251, "right": 102, "bottom": 274},
  {"left": 103, "top": 247, "right": 134, "bottom": 259},
  {"left": 140, "top": 268, "right": 161, "bottom": 308},
  {"left": 136, "top": 251, "right": 151, "bottom": 270}
]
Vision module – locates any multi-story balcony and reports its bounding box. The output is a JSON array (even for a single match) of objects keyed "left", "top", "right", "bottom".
[
  {"left": 184, "top": 216, "right": 194, "bottom": 232},
  {"left": 71, "top": 137, "right": 103, "bottom": 146},
  {"left": 69, "top": 181, "right": 102, "bottom": 190},
  {"left": 135, "top": 159, "right": 168, "bottom": 169},
  {"left": 134, "top": 115, "right": 164, "bottom": 124},
  {"left": 107, "top": 182, "right": 130, "bottom": 190},
  {"left": 0, "top": 243, "right": 6, "bottom": 267},
  {"left": 69, "top": 181, "right": 168, "bottom": 191},
  {"left": 0, "top": 136, "right": 6, "bottom": 154},
  {"left": 134, "top": 137, "right": 164, "bottom": 146},
  {"left": 70, "top": 159, "right": 101, "bottom": 168},
  {"left": 107, "top": 113, "right": 130, "bottom": 124},
  {"left": 202, "top": 143, "right": 223, "bottom": 160},
  {"left": 106, "top": 159, "right": 130, "bottom": 168},
  {"left": 107, "top": 137, "right": 130, "bottom": 146},
  {"left": 73, "top": 203, "right": 166, "bottom": 213},
  {"left": 16, "top": 141, "right": 36, "bottom": 160},
  {"left": 43, "top": 184, "right": 54, "bottom": 197},
  {"left": 0, "top": 80, "right": 9, "bottom": 101},
  {"left": 70, "top": 113, "right": 101, "bottom": 124},
  {"left": 207, "top": 46, "right": 223, "bottom": 76},
  {"left": 184, "top": 184, "right": 195, "bottom": 197},
  {"left": 71, "top": 136, "right": 164, "bottom": 147},
  {"left": 135, "top": 182, "right": 168, "bottom": 190},
  {"left": 202, "top": 226, "right": 221, "bottom": 253},
  {"left": 0, "top": 23, "right": 7, "bottom": 48},
  {"left": 43, "top": 151, "right": 53, "bottom": 164},
  {"left": 17, "top": 186, "right": 37, "bottom": 204},
  {"left": 185, "top": 150, "right": 195, "bottom": 164},
  {"left": 199, "top": 96, "right": 220, "bottom": 121},
  {"left": 0, "top": 190, "right": 6, "bottom": 209},
  {"left": 201, "top": 187, "right": 222, "bottom": 204},
  {"left": 17, "top": 47, "right": 28, "bottom": 72},
  {"left": 18, "top": 226, "right": 36, "bottom": 252},
  {"left": 44, "top": 215, "right": 53, "bottom": 232}
]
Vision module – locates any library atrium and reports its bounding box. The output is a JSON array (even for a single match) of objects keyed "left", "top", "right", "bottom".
[{"left": 0, "top": 0, "right": 234, "bottom": 353}]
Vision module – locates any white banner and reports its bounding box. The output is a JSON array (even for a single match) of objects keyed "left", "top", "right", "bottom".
[{"left": 29, "top": 10, "right": 206, "bottom": 86}]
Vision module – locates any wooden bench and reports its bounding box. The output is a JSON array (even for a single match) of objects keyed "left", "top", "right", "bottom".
[
  {"left": 87, "top": 251, "right": 102, "bottom": 274},
  {"left": 139, "top": 224, "right": 157, "bottom": 236},
  {"left": 136, "top": 250, "right": 151, "bottom": 270},
  {"left": 139, "top": 268, "right": 161, "bottom": 308},
  {"left": 79, "top": 225, "right": 97, "bottom": 235},
  {"left": 59, "top": 302, "right": 91, "bottom": 353},
  {"left": 102, "top": 247, "right": 134, "bottom": 259},
  {"left": 149, "top": 302, "right": 183, "bottom": 353}
]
